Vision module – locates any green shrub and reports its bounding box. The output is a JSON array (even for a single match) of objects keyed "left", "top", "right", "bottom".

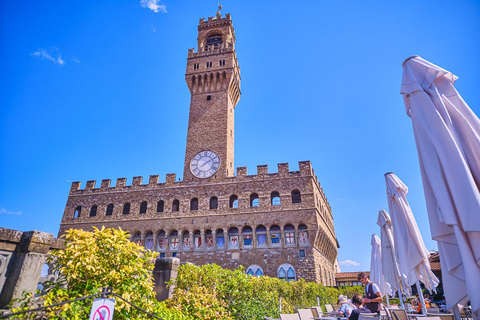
[{"left": 167, "top": 263, "right": 365, "bottom": 319}]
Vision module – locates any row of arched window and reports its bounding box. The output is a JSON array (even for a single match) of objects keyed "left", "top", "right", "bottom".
[
  {"left": 246, "top": 264, "right": 297, "bottom": 282},
  {"left": 130, "top": 224, "right": 309, "bottom": 252},
  {"left": 72, "top": 190, "right": 302, "bottom": 218}
]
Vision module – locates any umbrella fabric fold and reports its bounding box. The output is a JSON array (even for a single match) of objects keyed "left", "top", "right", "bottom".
[
  {"left": 370, "top": 234, "right": 392, "bottom": 297},
  {"left": 385, "top": 172, "right": 439, "bottom": 291},
  {"left": 377, "top": 210, "right": 405, "bottom": 295},
  {"left": 401, "top": 56, "right": 480, "bottom": 317}
]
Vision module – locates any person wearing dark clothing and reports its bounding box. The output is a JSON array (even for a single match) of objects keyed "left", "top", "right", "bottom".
[
  {"left": 349, "top": 294, "right": 372, "bottom": 320},
  {"left": 357, "top": 272, "right": 382, "bottom": 313}
]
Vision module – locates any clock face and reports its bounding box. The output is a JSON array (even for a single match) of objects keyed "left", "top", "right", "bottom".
[{"left": 190, "top": 151, "right": 220, "bottom": 178}]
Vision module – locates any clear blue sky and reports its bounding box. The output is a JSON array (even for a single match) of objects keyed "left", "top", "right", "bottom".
[{"left": 1, "top": 0, "right": 479, "bottom": 273}]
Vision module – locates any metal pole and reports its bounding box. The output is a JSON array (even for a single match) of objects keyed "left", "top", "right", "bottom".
[
  {"left": 317, "top": 295, "right": 320, "bottom": 307},
  {"left": 398, "top": 283, "right": 405, "bottom": 309},
  {"left": 279, "top": 294, "right": 282, "bottom": 314}
]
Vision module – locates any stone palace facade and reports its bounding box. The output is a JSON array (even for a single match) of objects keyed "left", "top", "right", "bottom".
[{"left": 58, "top": 11, "right": 339, "bottom": 284}]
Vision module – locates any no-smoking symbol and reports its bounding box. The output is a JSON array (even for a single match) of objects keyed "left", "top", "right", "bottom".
[
  {"left": 89, "top": 298, "right": 115, "bottom": 320},
  {"left": 93, "top": 305, "right": 111, "bottom": 320}
]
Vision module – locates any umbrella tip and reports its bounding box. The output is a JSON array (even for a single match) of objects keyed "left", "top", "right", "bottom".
[
  {"left": 385, "top": 172, "right": 394, "bottom": 176},
  {"left": 402, "top": 55, "right": 420, "bottom": 67}
]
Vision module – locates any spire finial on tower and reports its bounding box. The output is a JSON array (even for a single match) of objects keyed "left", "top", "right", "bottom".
[{"left": 216, "top": 3, "right": 222, "bottom": 16}]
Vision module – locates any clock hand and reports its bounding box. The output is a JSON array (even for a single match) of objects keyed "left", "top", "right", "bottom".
[{"left": 199, "top": 159, "right": 212, "bottom": 168}]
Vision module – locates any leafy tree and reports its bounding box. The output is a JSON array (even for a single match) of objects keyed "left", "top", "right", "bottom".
[{"left": 11, "top": 227, "right": 183, "bottom": 320}]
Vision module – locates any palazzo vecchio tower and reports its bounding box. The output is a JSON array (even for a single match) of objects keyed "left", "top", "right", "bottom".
[{"left": 59, "top": 10, "right": 339, "bottom": 284}]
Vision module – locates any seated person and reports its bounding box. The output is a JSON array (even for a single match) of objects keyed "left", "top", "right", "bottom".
[
  {"left": 414, "top": 293, "right": 430, "bottom": 313},
  {"left": 337, "top": 294, "right": 355, "bottom": 317},
  {"left": 349, "top": 294, "right": 372, "bottom": 320}
]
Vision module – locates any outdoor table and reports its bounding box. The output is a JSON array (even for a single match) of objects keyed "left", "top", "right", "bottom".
[{"left": 323, "top": 311, "right": 343, "bottom": 317}]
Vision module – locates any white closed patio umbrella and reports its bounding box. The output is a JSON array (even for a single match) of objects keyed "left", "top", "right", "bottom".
[
  {"left": 370, "top": 233, "right": 392, "bottom": 305},
  {"left": 385, "top": 172, "right": 440, "bottom": 314},
  {"left": 401, "top": 56, "right": 480, "bottom": 319},
  {"left": 377, "top": 210, "right": 407, "bottom": 308}
]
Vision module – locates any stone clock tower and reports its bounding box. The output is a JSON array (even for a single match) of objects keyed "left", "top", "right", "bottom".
[{"left": 183, "top": 12, "right": 241, "bottom": 181}]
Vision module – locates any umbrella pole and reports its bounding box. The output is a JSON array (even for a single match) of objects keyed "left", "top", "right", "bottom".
[
  {"left": 398, "top": 282, "right": 405, "bottom": 309},
  {"left": 386, "top": 294, "right": 390, "bottom": 306},
  {"left": 416, "top": 281, "right": 427, "bottom": 315}
]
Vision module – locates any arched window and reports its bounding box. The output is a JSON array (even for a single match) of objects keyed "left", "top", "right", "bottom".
[
  {"left": 193, "top": 230, "right": 202, "bottom": 249},
  {"left": 182, "top": 231, "right": 190, "bottom": 250},
  {"left": 284, "top": 224, "right": 295, "bottom": 246},
  {"left": 216, "top": 229, "right": 225, "bottom": 248},
  {"left": 123, "top": 203, "right": 130, "bottom": 215},
  {"left": 228, "top": 227, "right": 239, "bottom": 248},
  {"left": 169, "top": 230, "right": 179, "bottom": 251},
  {"left": 133, "top": 232, "right": 142, "bottom": 246},
  {"left": 172, "top": 199, "right": 179, "bottom": 212},
  {"left": 298, "top": 224, "right": 308, "bottom": 245},
  {"left": 157, "top": 200, "right": 164, "bottom": 213},
  {"left": 270, "top": 225, "right": 281, "bottom": 246},
  {"left": 89, "top": 205, "right": 97, "bottom": 217},
  {"left": 209, "top": 197, "right": 218, "bottom": 209},
  {"left": 246, "top": 265, "right": 264, "bottom": 277},
  {"left": 206, "top": 33, "right": 223, "bottom": 48},
  {"left": 139, "top": 201, "right": 147, "bottom": 214},
  {"left": 250, "top": 193, "right": 259, "bottom": 207},
  {"left": 157, "top": 230, "right": 167, "bottom": 251},
  {"left": 291, "top": 190, "right": 301, "bottom": 203},
  {"left": 256, "top": 225, "right": 267, "bottom": 247},
  {"left": 242, "top": 226, "right": 253, "bottom": 247},
  {"left": 205, "top": 229, "right": 213, "bottom": 249},
  {"left": 271, "top": 192, "right": 281, "bottom": 205},
  {"left": 73, "top": 206, "right": 81, "bottom": 218},
  {"left": 190, "top": 198, "right": 199, "bottom": 210},
  {"left": 106, "top": 203, "right": 114, "bottom": 216},
  {"left": 229, "top": 195, "right": 238, "bottom": 208},
  {"left": 278, "top": 263, "right": 296, "bottom": 282},
  {"left": 145, "top": 231, "right": 154, "bottom": 250}
]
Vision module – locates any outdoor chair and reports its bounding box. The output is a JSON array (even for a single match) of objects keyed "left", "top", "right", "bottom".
[
  {"left": 390, "top": 309, "right": 408, "bottom": 320},
  {"left": 280, "top": 314, "right": 300, "bottom": 320},
  {"left": 298, "top": 308, "right": 315, "bottom": 320},
  {"left": 380, "top": 310, "right": 388, "bottom": 320},
  {"left": 427, "top": 314, "right": 454, "bottom": 320},
  {"left": 332, "top": 304, "right": 341, "bottom": 311},
  {"left": 311, "top": 307, "right": 323, "bottom": 317},
  {"left": 384, "top": 306, "right": 399, "bottom": 320},
  {"left": 325, "top": 305, "right": 334, "bottom": 313}
]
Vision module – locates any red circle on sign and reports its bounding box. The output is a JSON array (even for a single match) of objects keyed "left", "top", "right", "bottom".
[{"left": 93, "top": 305, "right": 111, "bottom": 320}]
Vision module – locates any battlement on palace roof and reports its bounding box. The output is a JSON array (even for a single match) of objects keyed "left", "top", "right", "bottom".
[{"left": 69, "top": 161, "right": 324, "bottom": 195}]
